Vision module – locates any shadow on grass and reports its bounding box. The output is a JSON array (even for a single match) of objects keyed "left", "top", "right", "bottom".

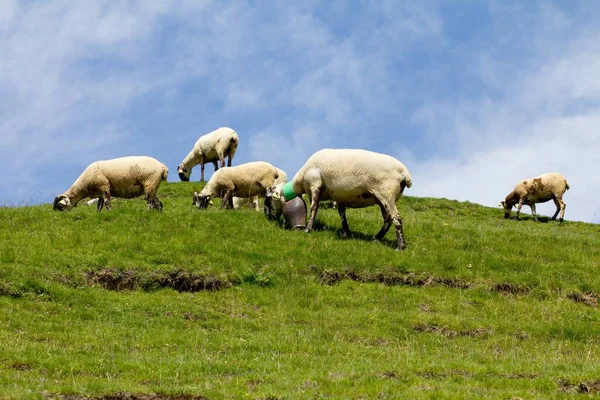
[{"left": 311, "top": 220, "right": 398, "bottom": 249}]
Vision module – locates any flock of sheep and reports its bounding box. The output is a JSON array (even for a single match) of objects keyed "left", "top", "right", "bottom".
[{"left": 52, "top": 127, "right": 571, "bottom": 251}]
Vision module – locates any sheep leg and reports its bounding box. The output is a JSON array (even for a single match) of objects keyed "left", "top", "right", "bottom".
[
  {"left": 97, "top": 197, "right": 104, "bottom": 212},
  {"left": 557, "top": 198, "right": 566, "bottom": 222},
  {"left": 337, "top": 205, "right": 350, "bottom": 239},
  {"left": 200, "top": 163, "right": 205, "bottom": 182},
  {"left": 219, "top": 156, "right": 225, "bottom": 169},
  {"left": 221, "top": 191, "right": 232, "bottom": 209},
  {"left": 227, "top": 155, "right": 232, "bottom": 167},
  {"left": 551, "top": 196, "right": 566, "bottom": 222},
  {"left": 392, "top": 212, "right": 407, "bottom": 251},
  {"left": 213, "top": 160, "right": 219, "bottom": 171},
  {"left": 102, "top": 191, "right": 111, "bottom": 211},
  {"left": 305, "top": 187, "right": 322, "bottom": 233},
  {"left": 530, "top": 203, "right": 538, "bottom": 222},
  {"left": 374, "top": 195, "right": 406, "bottom": 251},
  {"left": 374, "top": 202, "right": 393, "bottom": 241},
  {"left": 513, "top": 200, "right": 524, "bottom": 220}
]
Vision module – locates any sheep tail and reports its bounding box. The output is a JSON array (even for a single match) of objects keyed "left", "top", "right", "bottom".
[
  {"left": 565, "top": 181, "right": 570, "bottom": 191},
  {"left": 403, "top": 174, "right": 413, "bottom": 189},
  {"left": 161, "top": 165, "right": 169, "bottom": 181}
]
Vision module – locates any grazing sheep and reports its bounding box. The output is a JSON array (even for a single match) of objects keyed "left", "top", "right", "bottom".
[
  {"left": 193, "top": 161, "right": 284, "bottom": 209},
  {"left": 501, "top": 172, "right": 570, "bottom": 222},
  {"left": 178, "top": 127, "right": 239, "bottom": 182},
  {"left": 265, "top": 149, "right": 412, "bottom": 251},
  {"left": 53, "top": 156, "right": 168, "bottom": 212}
]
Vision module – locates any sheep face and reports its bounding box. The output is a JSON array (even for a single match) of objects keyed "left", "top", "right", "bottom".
[
  {"left": 177, "top": 164, "right": 191, "bottom": 182},
  {"left": 193, "top": 191, "right": 212, "bottom": 209},
  {"left": 53, "top": 195, "right": 73, "bottom": 212},
  {"left": 500, "top": 200, "right": 512, "bottom": 219},
  {"left": 264, "top": 185, "right": 284, "bottom": 220}
]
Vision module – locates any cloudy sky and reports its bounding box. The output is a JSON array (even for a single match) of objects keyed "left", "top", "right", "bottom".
[{"left": 1, "top": 1, "right": 599, "bottom": 223}]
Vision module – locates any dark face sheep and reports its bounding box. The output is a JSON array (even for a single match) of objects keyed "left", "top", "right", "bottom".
[
  {"left": 263, "top": 185, "right": 283, "bottom": 220},
  {"left": 52, "top": 195, "right": 73, "bottom": 211},
  {"left": 192, "top": 191, "right": 211, "bottom": 209},
  {"left": 178, "top": 164, "right": 191, "bottom": 182}
]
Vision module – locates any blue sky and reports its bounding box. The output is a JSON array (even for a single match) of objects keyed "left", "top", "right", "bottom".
[{"left": 1, "top": 1, "right": 599, "bottom": 223}]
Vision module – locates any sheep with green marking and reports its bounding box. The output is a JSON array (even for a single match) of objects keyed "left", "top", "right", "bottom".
[{"left": 264, "top": 149, "right": 412, "bottom": 251}]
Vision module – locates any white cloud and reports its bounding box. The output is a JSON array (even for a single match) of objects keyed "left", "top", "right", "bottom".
[{"left": 407, "top": 5, "right": 600, "bottom": 223}]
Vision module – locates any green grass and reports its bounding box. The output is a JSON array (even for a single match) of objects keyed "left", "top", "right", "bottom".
[{"left": 1, "top": 182, "right": 599, "bottom": 399}]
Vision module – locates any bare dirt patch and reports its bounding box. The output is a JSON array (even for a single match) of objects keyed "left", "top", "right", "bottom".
[
  {"left": 317, "top": 268, "right": 471, "bottom": 289},
  {"left": 45, "top": 394, "right": 209, "bottom": 400},
  {"left": 86, "top": 268, "right": 234, "bottom": 292},
  {"left": 11, "top": 362, "right": 33, "bottom": 371},
  {"left": 567, "top": 292, "right": 599, "bottom": 307},
  {"left": 559, "top": 379, "right": 600, "bottom": 394},
  {"left": 491, "top": 282, "right": 531, "bottom": 296},
  {"left": 413, "top": 323, "right": 491, "bottom": 339}
]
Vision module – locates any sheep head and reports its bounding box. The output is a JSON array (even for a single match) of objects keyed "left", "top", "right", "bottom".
[
  {"left": 193, "top": 191, "right": 212, "bottom": 209},
  {"left": 500, "top": 200, "right": 512, "bottom": 219},
  {"left": 264, "top": 183, "right": 285, "bottom": 220},
  {"left": 177, "top": 164, "right": 191, "bottom": 182},
  {"left": 53, "top": 194, "right": 73, "bottom": 211}
]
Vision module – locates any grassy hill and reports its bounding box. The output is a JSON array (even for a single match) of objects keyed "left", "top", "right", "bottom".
[{"left": 1, "top": 181, "right": 599, "bottom": 399}]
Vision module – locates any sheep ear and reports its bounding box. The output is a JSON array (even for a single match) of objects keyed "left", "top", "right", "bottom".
[
  {"left": 209, "top": 200, "right": 214, "bottom": 206},
  {"left": 272, "top": 192, "right": 281, "bottom": 201}
]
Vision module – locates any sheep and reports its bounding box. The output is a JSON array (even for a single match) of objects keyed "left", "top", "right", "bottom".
[
  {"left": 193, "top": 161, "right": 284, "bottom": 209},
  {"left": 230, "top": 167, "right": 287, "bottom": 212},
  {"left": 264, "top": 149, "right": 413, "bottom": 251},
  {"left": 501, "top": 172, "right": 570, "bottom": 222},
  {"left": 177, "top": 127, "right": 239, "bottom": 182},
  {"left": 53, "top": 156, "right": 169, "bottom": 212}
]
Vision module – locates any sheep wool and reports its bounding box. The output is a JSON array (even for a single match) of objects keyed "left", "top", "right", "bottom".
[
  {"left": 178, "top": 127, "right": 239, "bottom": 182},
  {"left": 501, "top": 172, "right": 570, "bottom": 222},
  {"left": 266, "top": 148, "right": 412, "bottom": 251},
  {"left": 193, "top": 161, "right": 284, "bottom": 210},
  {"left": 53, "top": 156, "right": 168, "bottom": 212}
]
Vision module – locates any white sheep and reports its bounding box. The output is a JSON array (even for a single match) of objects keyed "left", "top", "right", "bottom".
[
  {"left": 230, "top": 167, "right": 287, "bottom": 212},
  {"left": 53, "top": 156, "right": 169, "bottom": 212},
  {"left": 265, "top": 149, "right": 413, "bottom": 250},
  {"left": 177, "top": 127, "right": 239, "bottom": 182},
  {"left": 501, "top": 172, "right": 570, "bottom": 222},
  {"left": 193, "top": 162, "right": 285, "bottom": 209}
]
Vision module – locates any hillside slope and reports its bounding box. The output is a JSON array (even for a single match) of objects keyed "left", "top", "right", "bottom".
[{"left": 1, "top": 182, "right": 599, "bottom": 399}]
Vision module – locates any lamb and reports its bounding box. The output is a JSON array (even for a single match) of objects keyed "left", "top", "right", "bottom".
[
  {"left": 177, "top": 127, "right": 239, "bottom": 182},
  {"left": 193, "top": 161, "right": 285, "bottom": 209},
  {"left": 501, "top": 172, "right": 570, "bottom": 222},
  {"left": 264, "top": 149, "right": 413, "bottom": 251},
  {"left": 53, "top": 156, "right": 169, "bottom": 212}
]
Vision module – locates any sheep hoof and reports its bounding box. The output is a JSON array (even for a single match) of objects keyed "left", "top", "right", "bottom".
[
  {"left": 395, "top": 244, "right": 406, "bottom": 251},
  {"left": 304, "top": 228, "right": 312, "bottom": 234}
]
